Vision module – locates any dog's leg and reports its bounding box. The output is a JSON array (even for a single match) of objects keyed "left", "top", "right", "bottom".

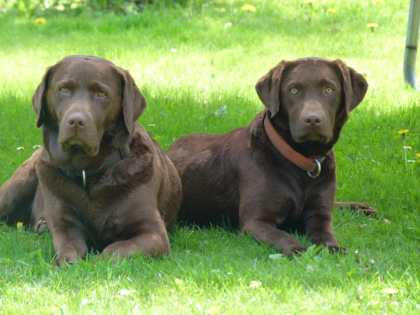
[
  {"left": 49, "top": 224, "right": 88, "bottom": 266},
  {"left": 0, "top": 149, "right": 41, "bottom": 226},
  {"left": 241, "top": 219, "right": 306, "bottom": 257},
  {"left": 303, "top": 207, "right": 345, "bottom": 253},
  {"left": 334, "top": 202, "right": 377, "bottom": 216},
  {"left": 52, "top": 229, "right": 88, "bottom": 266},
  {"left": 40, "top": 185, "right": 88, "bottom": 266},
  {"left": 238, "top": 180, "right": 306, "bottom": 257}
]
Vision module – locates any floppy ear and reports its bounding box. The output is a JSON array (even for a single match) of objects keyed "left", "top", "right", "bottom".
[
  {"left": 255, "top": 61, "right": 287, "bottom": 117},
  {"left": 335, "top": 59, "right": 368, "bottom": 114},
  {"left": 118, "top": 68, "right": 147, "bottom": 134},
  {"left": 32, "top": 66, "right": 53, "bottom": 128}
]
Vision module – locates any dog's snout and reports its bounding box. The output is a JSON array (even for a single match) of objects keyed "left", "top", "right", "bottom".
[
  {"left": 303, "top": 113, "right": 323, "bottom": 126},
  {"left": 67, "top": 113, "right": 87, "bottom": 128}
]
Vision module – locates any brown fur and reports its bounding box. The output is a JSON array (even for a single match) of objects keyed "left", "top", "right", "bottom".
[
  {"left": 0, "top": 56, "right": 182, "bottom": 265},
  {"left": 167, "top": 58, "right": 373, "bottom": 256}
]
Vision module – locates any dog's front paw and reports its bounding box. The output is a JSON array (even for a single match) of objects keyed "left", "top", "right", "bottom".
[
  {"left": 327, "top": 245, "right": 348, "bottom": 255},
  {"left": 53, "top": 253, "right": 80, "bottom": 267},
  {"left": 283, "top": 245, "right": 306, "bottom": 258}
]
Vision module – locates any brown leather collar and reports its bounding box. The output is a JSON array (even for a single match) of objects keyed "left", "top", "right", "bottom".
[
  {"left": 262, "top": 109, "right": 326, "bottom": 178},
  {"left": 61, "top": 143, "right": 130, "bottom": 187}
]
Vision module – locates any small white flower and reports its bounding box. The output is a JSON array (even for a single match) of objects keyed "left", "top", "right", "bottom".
[
  {"left": 249, "top": 281, "right": 262, "bottom": 289},
  {"left": 32, "top": 145, "right": 41, "bottom": 149},
  {"left": 174, "top": 279, "right": 184, "bottom": 286},
  {"left": 170, "top": 49, "right": 177, "bottom": 52},
  {"left": 16, "top": 147, "right": 24, "bottom": 150},
  {"left": 403, "top": 146, "right": 411, "bottom": 150},
  {"left": 224, "top": 21, "right": 232, "bottom": 27},
  {"left": 407, "top": 160, "right": 416, "bottom": 163},
  {"left": 119, "top": 289, "right": 134, "bottom": 295},
  {"left": 383, "top": 288, "right": 399, "bottom": 294}
]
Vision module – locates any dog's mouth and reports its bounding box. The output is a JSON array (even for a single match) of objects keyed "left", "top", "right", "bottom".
[
  {"left": 59, "top": 140, "right": 99, "bottom": 157},
  {"left": 290, "top": 123, "right": 333, "bottom": 144},
  {"left": 292, "top": 134, "right": 332, "bottom": 144}
]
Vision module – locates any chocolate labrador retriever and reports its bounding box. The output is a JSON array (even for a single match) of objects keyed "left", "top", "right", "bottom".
[
  {"left": 167, "top": 57, "right": 372, "bottom": 256},
  {"left": 0, "top": 56, "right": 182, "bottom": 265}
]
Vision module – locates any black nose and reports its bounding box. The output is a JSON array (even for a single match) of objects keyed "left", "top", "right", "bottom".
[
  {"left": 303, "top": 114, "right": 322, "bottom": 126},
  {"left": 67, "top": 113, "right": 87, "bottom": 128}
]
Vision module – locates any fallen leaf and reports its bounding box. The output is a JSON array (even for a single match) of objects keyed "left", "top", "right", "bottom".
[{"left": 269, "top": 253, "right": 284, "bottom": 260}]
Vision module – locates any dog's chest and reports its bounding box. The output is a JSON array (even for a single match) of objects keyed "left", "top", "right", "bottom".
[
  {"left": 46, "top": 172, "right": 135, "bottom": 238},
  {"left": 69, "top": 192, "right": 124, "bottom": 229},
  {"left": 275, "top": 171, "right": 331, "bottom": 219}
]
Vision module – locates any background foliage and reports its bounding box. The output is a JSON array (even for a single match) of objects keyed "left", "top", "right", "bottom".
[{"left": 0, "top": 0, "right": 206, "bottom": 16}]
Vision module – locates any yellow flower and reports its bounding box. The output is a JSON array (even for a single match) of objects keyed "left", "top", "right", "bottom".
[
  {"left": 305, "top": 0, "right": 315, "bottom": 4},
  {"left": 241, "top": 4, "right": 256, "bottom": 12},
  {"left": 416, "top": 153, "right": 420, "bottom": 158},
  {"left": 205, "top": 306, "right": 220, "bottom": 315},
  {"left": 17, "top": 222, "right": 24, "bottom": 228},
  {"left": 367, "top": 23, "right": 378, "bottom": 33},
  {"left": 398, "top": 129, "right": 409, "bottom": 135},
  {"left": 35, "top": 18, "right": 46, "bottom": 25},
  {"left": 372, "top": 0, "right": 383, "bottom": 4},
  {"left": 326, "top": 8, "right": 337, "bottom": 14},
  {"left": 359, "top": 70, "right": 371, "bottom": 76}
]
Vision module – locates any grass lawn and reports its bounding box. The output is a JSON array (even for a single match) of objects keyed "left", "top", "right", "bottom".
[{"left": 0, "top": 0, "right": 419, "bottom": 313}]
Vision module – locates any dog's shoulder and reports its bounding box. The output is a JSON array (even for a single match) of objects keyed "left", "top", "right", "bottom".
[{"left": 113, "top": 124, "right": 154, "bottom": 177}]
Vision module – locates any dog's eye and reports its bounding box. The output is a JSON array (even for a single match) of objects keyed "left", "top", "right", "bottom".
[
  {"left": 325, "top": 88, "right": 334, "bottom": 94},
  {"left": 59, "top": 87, "right": 68, "bottom": 93},
  {"left": 98, "top": 91, "right": 107, "bottom": 97},
  {"left": 290, "top": 88, "right": 298, "bottom": 94}
]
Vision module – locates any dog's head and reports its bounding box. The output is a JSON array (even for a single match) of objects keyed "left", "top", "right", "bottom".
[
  {"left": 255, "top": 58, "right": 368, "bottom": 144},
  {"left": 32, "top": 55, "right": 146, "bottom": 164}
]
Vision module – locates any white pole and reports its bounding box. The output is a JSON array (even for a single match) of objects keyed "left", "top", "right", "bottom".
[{"left": 404, "top": 0, "right": 420, "bottom": 90}]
